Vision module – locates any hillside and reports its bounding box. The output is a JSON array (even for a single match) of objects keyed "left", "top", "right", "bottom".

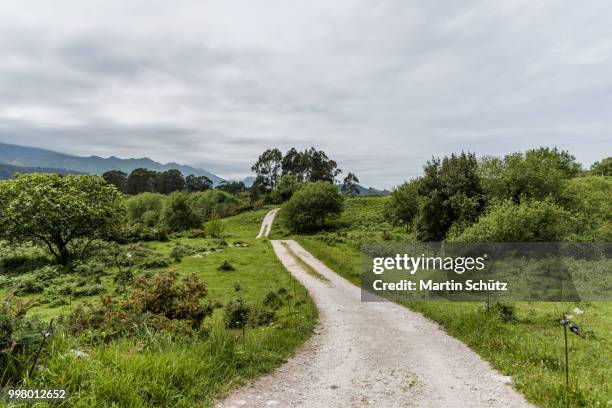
[{"left": 0, "top": 142, "right": 224, "bottom": 184}]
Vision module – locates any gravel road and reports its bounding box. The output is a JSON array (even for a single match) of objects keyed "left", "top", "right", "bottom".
[
  {"left": 217, "top": 211, "right": 533, "bottom": 408},
  {"left": 256, "top": 208, "right": 279, "bottom": 239}
]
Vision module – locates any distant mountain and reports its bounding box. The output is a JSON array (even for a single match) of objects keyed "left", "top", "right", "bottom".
[
  {"left": 242, "top": 176, "right": 256, "bottom": 187},
  {"left": 0, "top": 143, "right": 224, "bottom": 185},
  {"left": 338, "top": 183, "right": 390, "bottom": 196},
  {"left": 0, "top": 163, "right": 84, "bottom": 179}
]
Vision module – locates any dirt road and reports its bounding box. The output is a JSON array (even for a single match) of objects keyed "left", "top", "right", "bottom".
[
  {"left": 256, "top": 208, "right": 279, "bottom": 239},
  {"left": 218, "top": 212, "right": 533, "bottom": 407}
]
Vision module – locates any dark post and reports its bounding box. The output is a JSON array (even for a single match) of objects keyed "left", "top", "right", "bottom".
[{"left": 29, "top": 319, "right": 54, "bottom": 379}]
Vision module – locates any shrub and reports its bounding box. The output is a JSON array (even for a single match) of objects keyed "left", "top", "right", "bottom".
[
  {"left": 262, "top": 290, "right": 283, "bottom": 310},
  {"left": 205, "top": 215, "right": 225, "bottom": 238},
  {"left": 162, "top": 192, "right": 202, "bottom": 232},
  {"left": 0, "top": 297, "right": 47, "bottom": 386},
  {"left": 224, "top": 298, "right": 250, "bottom": 328},
  {"left": 282, "top": 182, "right": 344, "bottom": 233},
  {"left": 217, "top": 260, "right": 235, "bottom": 272},
  {"left": 170, "top": 245, "right": 187, "bottom": 262},
  {"left": 72, "top": 284, "right": 106, "bottom": 297},
  {"left": 271, "top": 175, "right": 301, "bottom": 203},
  {"left": 248, "top": 305, "right": 275, "bottom": 327},
  {"left": 449, "top": 198, "right": 573, "bottom": 242},
  {"left": 384, "top": 179, "right": 420, "bottom": 229},
  {"left": 67, "top": 272, "right": 212, "bottom": 340},
  {"left": 125, "top": 193, "right": 165, "bottom": 226},
  {"left": 71, "top": 260, "right": 107, "bottom": 277},
  {"left": 138, "top": 256, "right": 172, "bottom": 269},
  {"left": 11, "top": 266, "right": 62, "bottom": 296}
]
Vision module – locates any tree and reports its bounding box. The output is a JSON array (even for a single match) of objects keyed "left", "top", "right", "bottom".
[
  {"left": 448, "top": 198, "right": 573, "bottom": 242},
  {"left": 341, "top": 172, "right": 360, "bottom": 196},
  {"left": 271, "top": 175, "right": 301, "bottom": 203},
  {"left": 102, "top": 170, "right": 128, "bottom": 193},
  {"left": 156, "top": 169, "right": 185, "bottom": 194},
  {"left": 162, "top": 192, "right": 202, "bottom": 232},
  {"left": 282, "top": 147, "right": 308, "bottom": 181},
  {"left": 251, "top": 148, "right": 283, "bottom": 191},
  {"left": 302, "top": 147, "right": 342, "bottom": 183},
  {"left": 589, "top": 157, "right": 611, "bottom": 176},
  {"left": 480, "top": 147, "right": 581, "bottom": 204},
  {"left": 282, "top": 182, "right": 344, "bottom": 233},
  {"left": 385, "top": 179, "right": 420, "bottom": 228},
  {"left": 416, "top": 152, "right": 485, "bottom": 241},
  {"left": 185, "top": 174, "right": 213, "bottom": 192},
  {"left": 216, "top": 181, "right": 246, "bottom": 194},
  {"left": 249, "top": 176, "right": 270, "bottom": 202},
  {"left": 127, "top": 168, "right": 158, "bottom": 195},
  {"left": 0, "top": 174, "right": 124, "bottom": 264}
]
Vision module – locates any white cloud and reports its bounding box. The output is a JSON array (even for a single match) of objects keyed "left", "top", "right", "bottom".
[{"left": 0, "top": 0, "right": 610, "bottom": 187}]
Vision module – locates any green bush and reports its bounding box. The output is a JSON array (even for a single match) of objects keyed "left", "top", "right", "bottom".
[
  {"left": 72, "top": 284, "right": 106, "bottom": 297},
  {"left": 217, "top": 260, "right": 235, "bottom": 272},
  {"left": 205, "top": 214, "right": 225, "bottom": 238},
  {"left": 0, "top": 297, "right": 48, "bottom": 386},
  {"left": 125, "top": 193, "right": 165, "bottom": 226},
  {"left": 224, "top": 298, "right": 250, "bottom": 329},
  {"left": 282, "top": 182, "right": 344, "bottom": 233},
  {"left": 271, "top": 175, "right": 301, "bottom": 203},
  {"left": 385, "top": 179, "right": 420, "bottom": 229},
  {"left": 67, "top": 272, "right": 212, "bottom": 341},
  {"left": 162, "top": 192, "right": 202, "bottom": 232},
  {"left": 449, "top": 199, "right": 573, "bottom": 242}
]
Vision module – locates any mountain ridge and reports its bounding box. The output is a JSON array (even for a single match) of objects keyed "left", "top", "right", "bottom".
[{"left": 0, "top": 142, "right": 224, "bottom": 184}]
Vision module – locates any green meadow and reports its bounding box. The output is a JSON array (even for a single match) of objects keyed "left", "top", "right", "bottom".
[{"left": 1, "top": 208, "right": 317, "bottom": 407}]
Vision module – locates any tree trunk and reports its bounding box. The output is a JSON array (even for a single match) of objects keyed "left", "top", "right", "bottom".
[{"left": 53, "top": 238, "right": 70, "bottom": 265}]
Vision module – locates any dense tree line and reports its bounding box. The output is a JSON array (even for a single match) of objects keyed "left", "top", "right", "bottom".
[
  {"left": 103, "top": 168, "right": 213, "bottom": 195},
  {"left": 386, "top": 148, "right": 611, "bottom": 242}
]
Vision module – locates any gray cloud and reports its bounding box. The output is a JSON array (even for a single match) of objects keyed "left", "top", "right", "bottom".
[{"left": 0, "top": 0, "right": 611, "bottom": 188}]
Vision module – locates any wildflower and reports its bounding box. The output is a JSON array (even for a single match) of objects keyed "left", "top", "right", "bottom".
[{"left": 573, "top": 307, "right": 584, "bottom": 314}]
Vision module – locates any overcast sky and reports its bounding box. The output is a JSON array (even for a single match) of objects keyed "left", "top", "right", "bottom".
[{"left": 0, "top": 1, "right": 610, "bottom": 188}]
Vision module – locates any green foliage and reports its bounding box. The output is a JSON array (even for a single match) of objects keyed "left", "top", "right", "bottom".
[
  {"left": 162, "top": 192, "right": 202, "bottom": 232},
  {"left": 448, "top": 199, "right": 573, "bottom": 242},
  {"left": 385, "top": 179, "right": 420, "bottom": 229},
  {"left": 217, "top": 260, "right": 235, "bottom": 272},
  {"left": 588, "top": 156, "right": 611, "bottom": 176},
  {"left": 480, "top": 147, "right": 580, "bottom": 204},
  {"left": 206, "top": 214, "right": 226, "bottom": 238},
  {"left": 564, "top": 176, "right": 612, "bottom": 241},
  {"left": 185, "top": 174, "right": 213, "bottom": 192},
  {"left": 251, "top": 148, "right": 283, "bottom": 191},
  {"left": 187, "top": 189, "right": 241, "bottom": 220},
  {"left": 0, "top": 173, "right": 124, "bottom": 264},
  {"left": 0, "top": 297, "right": 48, "bottom": 386},
  {"left": 416, "top": 152, "right": 485, "bottom": 241},
  {"left": 224, "top": 297, "right": 250, "bottom": 329},
  {"left": 126, "top": 192, "right": 165, "bottom": 226},
  {"left": 102, "top": 170, "right": 128, "bottom": 193},
  {"left": 67, "top": 272, "right": 212, "bottom": 341},
  {"left": 282, "top": 182, "right": 344, "bottom": 233},
  {"left": 271, "top": 175, "right": 301, "bottom": 203}
]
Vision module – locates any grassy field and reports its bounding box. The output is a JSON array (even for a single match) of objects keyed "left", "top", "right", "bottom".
[
  {"left": 273, "top": 196, "right": 611, "bottom": 408},
  {"left": 1, "top": 208, "right": 317, "bottom": 407}
]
